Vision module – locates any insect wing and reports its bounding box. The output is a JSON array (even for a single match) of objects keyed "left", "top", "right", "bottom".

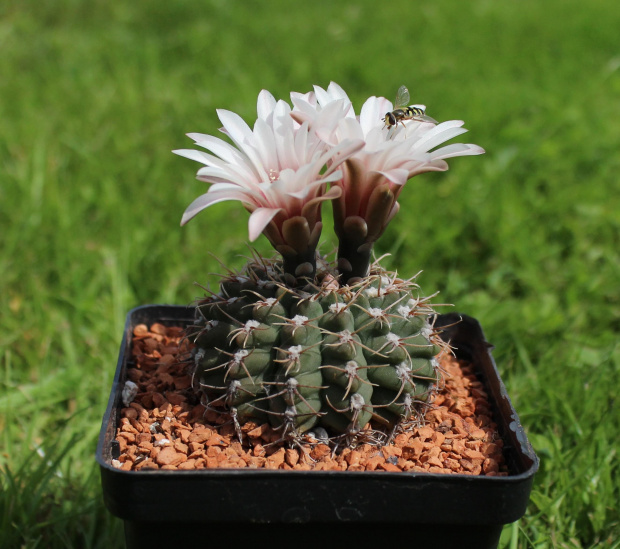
[
  {"left": 412, "top": 113, "right": 438, "bottom": 124},
  {"left": 419, "top": 114, "right": 438, "bottom": 124},
  {"left": 394, "top": 85, "right": 410, "bottom": 109},
  {"left": 408, "top": 104, "right": 437, "bottom": 124}
]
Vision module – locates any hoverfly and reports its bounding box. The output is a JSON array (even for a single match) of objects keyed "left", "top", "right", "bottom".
[{"left": 383, "top": 85, "right": 438, "bottom": 129}]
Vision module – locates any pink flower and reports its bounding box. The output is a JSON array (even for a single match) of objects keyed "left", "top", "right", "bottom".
[
  {"left": 290, "top": 83, "right": 485, "bottom": 280},
  {"left": 174, "top": 89, "right": 363, "bottom": 277}
]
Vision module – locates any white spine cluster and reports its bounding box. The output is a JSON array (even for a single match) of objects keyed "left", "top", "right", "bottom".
[
  {"left": 329, "top": 302, "right": 347, "bottom": 313},
  {"left": 291, "top": 315, "right": 309, "bottom": 326}
]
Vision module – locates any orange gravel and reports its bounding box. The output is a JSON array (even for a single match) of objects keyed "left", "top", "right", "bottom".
[{"left": 112, "top": 323, "right": 508, "bottom": 475}]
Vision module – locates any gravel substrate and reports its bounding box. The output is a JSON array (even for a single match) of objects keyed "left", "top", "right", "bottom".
[{"left": 112, "top": 323, "right": 508, "bottom": 475}]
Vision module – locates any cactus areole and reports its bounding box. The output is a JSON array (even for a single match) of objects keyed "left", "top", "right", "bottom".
[{"left": 176, "top": 82, "right": 484, "bottom": 446}]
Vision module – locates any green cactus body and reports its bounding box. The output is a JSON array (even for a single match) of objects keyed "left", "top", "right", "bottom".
[{"left": 189, "top": 258, "right": 446, "bottom": 444}]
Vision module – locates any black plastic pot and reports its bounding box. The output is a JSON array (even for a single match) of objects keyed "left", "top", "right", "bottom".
[{"left": 97, "top": 305, "right": 538, "bottom": 549}]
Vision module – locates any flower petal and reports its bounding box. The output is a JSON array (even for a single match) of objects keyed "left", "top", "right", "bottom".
[
  {"left": 195, "top": 166, "right": 256, "bottom": 189},
  {"left": 326, "top": 81, "right": 350, "bottom": 102},
  {"left": 300, "top": 184, "right": 342, "bottom": 209},
  {"left": 359, "top": 96, "right": 392, "bottom": 136},
  {"left": 374, "top": 168, "right": 409, "bottom": 186},
  {"left": 272, "top": 100, "right": 299, "bottom": 169},
  {"left": 217, "top": 109, "right": 254, "bottom": 147},
  {"left": 253, "top": 117, "right": 278, "bottom": 171},
  {"left": 319, "top": 137, "right": 365, "bottom": 175},
  {"left": 187, "top": 133, "right": 249, "bottom": 166},
  {"left": 429, "top": 143, "right": 485, "bottom": 160},
  {"left": 172, "top": 148, "right": 218, "bottom": 165},
  {"left": 290, "top": 90, "right": 316, "bottom": 109},
  {"left": 287, "top": 179, "right": 326, "bottom": 200},
  {"left": 411, "top": 120, "right": 468, "bottom": 152},
  {"left": 300, "top": 185, "right": 343, "bottom": 228},
  {"left": 181, "top": 189, "right": 252, "bottom": 225},
  {"left": 406, "top": 160, "right": 449, "bottom": 175},
  {"left": 257, "top": 89, "right": 277, "bottom": 122},
  {"left": 248, "top": 207, "right": 283, "bottom": 241},
  {"left": 217, "top": 109, "right": 270, "bottom": 182},
  {"left": 294, "top": 121, "right": 310, "bottom": 165}
]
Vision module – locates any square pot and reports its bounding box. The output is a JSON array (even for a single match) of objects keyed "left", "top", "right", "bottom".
[{"left": 97, "top": 305, "right": 538, "bottom": 549}]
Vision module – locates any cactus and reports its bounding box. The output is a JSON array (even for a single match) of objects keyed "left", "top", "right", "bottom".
[
  {"left": 176, "top": 82, "right": 483, "bottom": 447},
  {"left": 188, "top": 256, "right": 447, "bottom": 445}
]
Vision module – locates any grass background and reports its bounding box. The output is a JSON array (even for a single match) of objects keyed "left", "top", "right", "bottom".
[{"left": 1, "top": 0, "right": 619, "bottom": 546}]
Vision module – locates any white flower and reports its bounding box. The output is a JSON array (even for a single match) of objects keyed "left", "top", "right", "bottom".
[
  {"left": 290, "top": 82, "right": 484, "bottom": 280},
  {"left": 174, "top": 89, "right": 363, "bottom": 264},
  {"left": 292, "top": 83, "right": 484, "bottom": 235}
]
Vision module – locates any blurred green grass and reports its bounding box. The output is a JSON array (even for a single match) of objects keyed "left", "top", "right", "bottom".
[{"left": 1, "top": 0, "right": 619, "bottom": 547}]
